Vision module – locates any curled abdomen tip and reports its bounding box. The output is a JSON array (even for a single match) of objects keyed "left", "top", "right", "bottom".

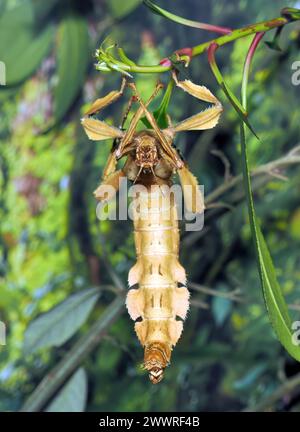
[{"left": 144, "top": 342, "right": 171, "bottom": 384}]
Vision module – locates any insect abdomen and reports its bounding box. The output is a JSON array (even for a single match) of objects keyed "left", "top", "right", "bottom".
[{"left": 126, "top": 184, "right": 189, "bottom": 383}]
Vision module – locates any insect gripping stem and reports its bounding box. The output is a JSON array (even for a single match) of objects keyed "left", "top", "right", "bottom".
[{"left": 81, "top": 75, "right": 222, "bottom": 382}]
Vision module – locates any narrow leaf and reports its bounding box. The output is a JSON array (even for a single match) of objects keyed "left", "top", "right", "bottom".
[
  {"left": 140, "top": 80, "right": 174, "bottom": 129},
  {"left": 240, "top": 35, "right": 300, "bottom": 362},
  {"left": 24, "top": 288, "right": 100, "bottom": 354},
  {"left": 52, "top": 14, "right": 89, "bottom": 124},
  {"left": 0, "top": 2, "right": 53, "bottom": 86},
  {"left": 153, "top": 79, "right": 174, "bottom": 128},
  {"left": 45, "top": 368, "right": 87, "bottom": 412},
  {"left": 207, "top": 43, "right": 259, "bottom": 139},
  {"left": 240, "top": 125, "right": 300, "bottom": 361},
  {"left": 117, "top": 47, "right": 136, "bottom": 66},
  {"left": 143, "top": 0, "right": 232, "bottom": 34}
]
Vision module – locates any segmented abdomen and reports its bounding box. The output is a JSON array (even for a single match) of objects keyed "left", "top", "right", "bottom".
[{"left": 126, "top": 183, "right": 189, "bottom": 383}]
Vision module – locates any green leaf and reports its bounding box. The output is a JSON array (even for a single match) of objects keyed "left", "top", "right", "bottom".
[
  {"left": 24, "top": 288, "right": 100, "bottom": 354},
  {"left": 240, "top": 49, "right": 300, "bottom": 362},
  {"left": 45, "top": 368, "right": 87, "bottom": 412},
  {"left": 0, "top": 2, "right": 54, "bottom": 86},
  {"left": 221, "top": 82, "right": 258, "bottom": 139},
  {"left": 208, "top": 44, "right": 259, "bottom": 139},
  {"left": 117, "top": 47, "right": 136, "bottom": 66},
  {"left": 143, "top": 0, "right": 231, "bottom": 34},
  {"left": 143, "top": 0, "right": 202, "bottom": 26},
  {"left": 108, "top": 0, "right": 142, "bottom": 19},
  {"left": 140, "top": 80, "right": 174, "bottom": 129},
  {"left": 153, "top": 79, "right": 174, "bottom": 128},
  {"left": 240, "top": 124, "right": 300, "bottom": 361},
  {"left": 52, "top": 14, "right": 89, "bottom": 124}
]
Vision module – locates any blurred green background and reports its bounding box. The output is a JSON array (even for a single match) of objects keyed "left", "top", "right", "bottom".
[{"left": 1, "top": 0, "right": 300, "bottom": 412}]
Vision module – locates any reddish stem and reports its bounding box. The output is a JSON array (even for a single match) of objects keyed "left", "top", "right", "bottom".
[
  {"left": 207, "top": 42, "right": 219, "bottom": 66},
  {"left": 242, "top": 32, "right": 265, "bottom": 109},
  {"left": 159, "top": 47, "right": 193, "bottom": 67},
  {"left": 245, "top": 31, "right": 265, "bottom": 67}
]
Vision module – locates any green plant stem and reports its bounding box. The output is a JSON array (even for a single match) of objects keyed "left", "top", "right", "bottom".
[
  {"left": 106, "top": 14, "right": 295, "bottom": 74},
  {"left": 192, "top": 17, "right": 287, "bottom": 57}
]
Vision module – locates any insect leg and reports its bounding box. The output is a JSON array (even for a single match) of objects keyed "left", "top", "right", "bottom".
[
  {"left": 84, "top": 77, "right": 127, "bottom": 116},
  {"left": 81, "top": 78, "right": 127, "bottom": 141},
  {"left": 94, "top": 170, "right": 125, "bottom": 202},
  {"left": 177, "top": 164, "right": 205, "bottom": 213},
  {"left": 163, "top": 72, "right": 222, "bottom": 213},
  {"left": 94, "top": 151, "right": 140, "bottom": 202},
  {"left": 164, "top": 71, "right": 223, "bottom": 135},
  {"left": 119, "top": 95, "right": 136, "bottom": 129},
  {"left": 93, "top": 150, "right": 124, "bottom": 201},
  {"left": 115, "top": 82, "right": 164, "bottom": 158}
]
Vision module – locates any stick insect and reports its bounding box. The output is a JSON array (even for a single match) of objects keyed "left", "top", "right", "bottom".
[{"left": 81, "top": 73, "right": 222, "bottom": 383}]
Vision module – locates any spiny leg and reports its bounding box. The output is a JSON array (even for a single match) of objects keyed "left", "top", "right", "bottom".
[
  {"left": 164, "top": 71, "right": 223, "bottom": 135},
  {"left": 84, "top": 77, "right": 127, "bottom": 116},
  {"left": 94, "top": 169, "right": 125, "bottom": 202},
  {"left": 94, "top": 151, "right": 125, "bottom": 202},
  {"left": 82, "top": 79, "right": 161, "bottom": 200},
  {"left": 119, "top": 95, "right": 136, "bottom": 130},
  {"left": 164, "top": 72, "right": 223, "bottom": 213},
  {"left": 110, "top": 94, "right": 138, "bottom": 158},
  {"left": 177, "top": 165, "right": 205, "bottom": 213},
  {"left": 95, "top": 95, "right": 152, "bottom": 199},
  {"left": 81, "top": 78, "right": 129, "bottom": 200},
  {"left": 81, "top": 77, "right": 127, "bottom": 141},
  {"left": 115, "top": 82, "right": 164, "bottom": 158},
  {"left": 81, "top": 117, "right": 123, "bottom": 142}
]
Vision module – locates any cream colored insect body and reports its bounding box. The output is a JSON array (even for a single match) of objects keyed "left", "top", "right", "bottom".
[{"left": 81, "top": 74, "right": 222, "bottom": 383}]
